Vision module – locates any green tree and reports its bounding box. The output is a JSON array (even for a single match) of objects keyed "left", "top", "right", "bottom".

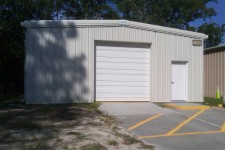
[
  {"left": 113, "top": 0, "right": 217, "bottom": 29},
  {"left": 198, "top": 23, "right": 225, "bottom": 48},
  {"left": 62, "top": 0, "right": 118, "bottom": 19},
  {"left": 0, "top": 0, "right": 54, "bottom": 97}
]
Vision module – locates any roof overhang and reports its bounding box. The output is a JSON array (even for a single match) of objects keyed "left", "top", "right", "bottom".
[
  {"left": 204, "top": 44, "right": 225, "bottom": 52},
  {"left": 21, "top": 20, "right": 208, "bottom": 39}
]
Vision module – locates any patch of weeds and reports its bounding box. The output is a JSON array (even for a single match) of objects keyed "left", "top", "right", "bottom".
[
  {"left": 101, "top": 114, "right": 115, "bottom": 125},
  {"left": 77, "top": 103, "right": 100, "bottom": 111},
  {"left": 38, "top": 105, "right": 54, "bottom": 114},
  {"left": 0, "top": 95, "right": 22, "bottom": 103},
  {"left": 53, "top": 121, "right": 79, "bottom": 130},
  {"left": 80, "top": 143, "right": 107, "bottom": 150},
  {"left": 86, "top": 121, "right": 102, "bottom": 126},
  {"left": 67, "top": 131, "right": 86, "bottom": 141},
  {"left": 113, "top": 130, "right": 139, "bottom": 145},
  {"left": 87, "top": 102, "right": 100, "bottom": 110},
  {"left": 140, "top": 143, "right": 154, "bottom": 149},
  {"left": 0, "top": 114, "right": 12, "bottom": 122},
  {"left": 41, "top": 121, "right": 54, "bottom": 128},
  {"left": 154, "top": 102, "right": 168, "bottom": 108},
  {"left": 26, "top": 139, "right": 53, "bottom": 150},
  {"left": 0, "top": 144, "right": 11, "bottom": 150},
  {"left": 121, "top": 134, "right": 140, "bottom": 145},
  {"left": 204, "top": 97, "right": 223, "bottom": 106},
  {"left": 112, "top": 126, "right": 154, "bottom": 148},
  {"left": 15, "top": 118, "right": 42, "bottom": 130},
  {"left": 107, "top": 140, "right": 118, "bottom": 146},
  {"left": 56, "top": 137, "right": 62, "bottom": 143},
  {"left": 112, "top": 126, "right": 119, "bottom": 131},
  {"left": 0, "top": 132, "right": 18, "bottom": 143},
  {"left": 23, "top": 135, "right": 55, "bottom": 150}
]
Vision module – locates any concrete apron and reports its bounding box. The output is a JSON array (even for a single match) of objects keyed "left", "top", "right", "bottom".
[{"left": 99, "top": 102, "right": 171, "bottom": 116}]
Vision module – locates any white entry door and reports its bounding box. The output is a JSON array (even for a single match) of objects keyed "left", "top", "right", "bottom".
[
  {"left": 172, "top": 62, "right": 187, "bottom": 101},
  {"left": 96, "top": 44, "right": 150, "bottom": 101}
]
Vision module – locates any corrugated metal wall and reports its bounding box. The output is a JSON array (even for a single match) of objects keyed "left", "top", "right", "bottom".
[
  {"left": 25, "top": 26, "right": 203, "bottom": 103},
  {"left": 204, "top": 49, "right": 225, "bottom": 97},
  {"left": 151, "top": 33, "right": 203, "bottom": 102}
]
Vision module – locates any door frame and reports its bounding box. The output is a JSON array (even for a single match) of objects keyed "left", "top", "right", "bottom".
[{"left": 171, "top": 61, "right": 188, "bottom": 101}]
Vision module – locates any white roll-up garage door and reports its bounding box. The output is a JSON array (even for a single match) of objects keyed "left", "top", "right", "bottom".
[{"left": 96, "top": 43, "right": 150, "bottom": 101}]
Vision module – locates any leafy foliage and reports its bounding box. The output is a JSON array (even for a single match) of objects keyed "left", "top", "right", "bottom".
[
  {"left": 0, "top": 0, "right": 54, "bottom": 96},
  {"left": 198, "top": 22, "right": 225, "bottom": 48},
  {"left": 62, "top": 0, "right": 119, "bottom": 19},
  {"left": 113, "top": 0, "right": 217, "bottom": 29}
]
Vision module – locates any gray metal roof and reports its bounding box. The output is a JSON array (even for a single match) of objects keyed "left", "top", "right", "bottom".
[{"left": 21, "top": 20, "right": 208, "bottom": 39}]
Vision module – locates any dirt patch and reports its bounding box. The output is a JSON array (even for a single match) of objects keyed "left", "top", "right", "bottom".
[{"left": 0, "top": 103, "right": 154, "bottom": 150}]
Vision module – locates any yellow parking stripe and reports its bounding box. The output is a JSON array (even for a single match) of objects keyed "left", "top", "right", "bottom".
[
  {"left": 128, "top": 114, "right": 162, "bottom": 131},
  {"left": 139, "top": 131, "right": 221, "bottom": 139},
  {"left": 166, "top": 109, "right": 206, "bottom": 135},
  {"left": 220, "top": 122, "right": 225, "bottom": 132}
]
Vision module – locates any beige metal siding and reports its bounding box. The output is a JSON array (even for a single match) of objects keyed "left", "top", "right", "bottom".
[
  {"left": 150, "top": 33, "right": 203, "bottom": 102},
  {"left": 204, "top": 49, "right": 225, "bottom": 97},
  {"left": 25, "top": 26, "right": 203, "bottom": 103}
]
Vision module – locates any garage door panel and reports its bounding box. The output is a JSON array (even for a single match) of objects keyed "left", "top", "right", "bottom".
[
  {"left": 96, "top": 97, "right": 149, "bottom": 101},
  {"left": 96, "top": 44, "right": 150, "bottom": 101},
  {"left": 97, "top": 63, "right": 148, "bottom": 70},
  {"left": 96, "top": 86, "right": 149, "bottom": 93},
  {"left": 96, "top": 93, "right": 149, "bottom": 98},
  {"left": 96, "top": 69, "right": 149, "bottom": 75},
  {"left": 96, "top": 74, "right": 149, "bottom": 82},
  {"left": 96, "top": 56, "right": 149, "bottom": 64},
  {"left": 97, "top": 50, "right": 148, "bottom": 58},
  {"left": 96, "top": 81, "right": 148, "bottom": 86}
]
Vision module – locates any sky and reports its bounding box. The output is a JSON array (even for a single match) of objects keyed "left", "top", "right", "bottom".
[{"left": 189, "top": 0, "right": 225, "bottom": 43}]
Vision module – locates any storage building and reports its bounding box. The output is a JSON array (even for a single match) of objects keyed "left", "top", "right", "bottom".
[{"left": 21, "top": 20, "right": 208, "bottom": 104}]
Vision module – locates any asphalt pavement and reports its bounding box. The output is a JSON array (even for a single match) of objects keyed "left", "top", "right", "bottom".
[{"left": 99, "top": 102, "right": 225, "bottom": 150}]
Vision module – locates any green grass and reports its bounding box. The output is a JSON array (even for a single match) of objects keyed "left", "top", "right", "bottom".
[
  {"left": 0, "top": 101, "right": 102, "bottom": 146},
  {"left": 120, "top": 134, "right": 140, "bottom": 145},
  {"left": 204, "top": 97, "right": 223, "bottom": 106},
  {"left": 15, "top": 118, "right": 42, "bottom": 130},
  {"left": 80, "top": 143, "right": 107, "bottom": 150},
  {"left": 76, "top": 102, "right": 101, "bottom": 111},
  {"left": 140, "top": 143, "right": 155, "bottom": 149},
  {"left": 67, "top": 131, "right": 86, "bottom": 141},
  {"left": 107, "top": 140, "right": 118, "bottom": 146},
  {"left": 113, "top": 130, "right": 139, "bottom": 145},
  {"left": 0, "top": 95, "right": 23, "bottom": 103},
  {"left": 112, "top": 126, "right": 153, "bottom": 149},
  {"left": 25, "top": 138, "right": 53, "bottom": 150}
]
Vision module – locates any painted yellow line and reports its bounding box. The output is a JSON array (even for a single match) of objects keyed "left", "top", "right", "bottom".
[
  {"left": 166, "top": 109, "right": 206, "bottom": 135},
  {"left": 128, "top": 114, "right": 162, "bottom": 131},
  {"left": 139, "top": 131, "right": 221, "bottom": 139},
  {"left": 220, "top": 122, "right": 225, "bottom": 132},
  {"left": 164, "top": 103, "right": 210, "bottom": 110}
]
